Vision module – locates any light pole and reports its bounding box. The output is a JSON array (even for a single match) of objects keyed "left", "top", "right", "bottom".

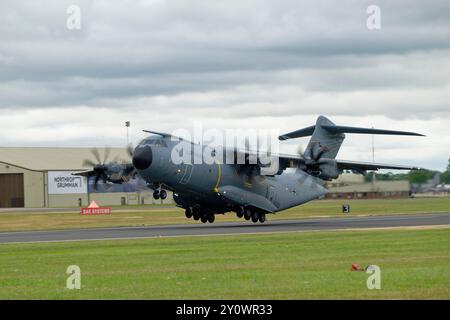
[{"left": 125, "top": 121, "right": 130, "bottom": 145}]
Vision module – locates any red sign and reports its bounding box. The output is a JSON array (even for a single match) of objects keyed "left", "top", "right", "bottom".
[{"left": 80, "top": 201, "right": 111, "bottom": 215}]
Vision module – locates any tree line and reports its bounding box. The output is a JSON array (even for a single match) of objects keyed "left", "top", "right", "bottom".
[{"left": 364, "top": 158, "right": 450, "bottom": 184}]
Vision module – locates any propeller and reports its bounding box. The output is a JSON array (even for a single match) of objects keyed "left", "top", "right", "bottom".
[
  {"left": 82, "top": 147, "right": 114, "bottom": 190},
  {"left": 126, "top": 143, "right": 134, "bottom": 158},
  {"left": 297, "top": 142, "right": 329, "bottom": 173}
]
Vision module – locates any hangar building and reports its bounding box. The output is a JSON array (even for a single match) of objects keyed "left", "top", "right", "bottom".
[
  {"left": 326, "top": 173, "right": 411, "bottom": 199},
  {"left": 0, "top": 147, "right": 173, "bottom": 208}
]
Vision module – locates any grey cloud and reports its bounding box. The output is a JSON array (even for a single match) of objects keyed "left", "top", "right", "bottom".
[{"left": 0, "top": 0, "right": 449, "bottom": 170}]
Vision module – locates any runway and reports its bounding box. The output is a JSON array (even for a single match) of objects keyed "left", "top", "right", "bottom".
[{"left": 0, "top": 213, "right": 449, "bottom": 244}]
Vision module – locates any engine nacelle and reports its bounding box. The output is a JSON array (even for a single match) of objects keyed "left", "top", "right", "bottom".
[{"left": 316, "top": 158, "right": 340, "bottom": 181}]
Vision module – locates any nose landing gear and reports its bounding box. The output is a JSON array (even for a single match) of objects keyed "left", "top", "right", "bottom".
[{"left": 153, "top": 188, "right": 167, "bottom": 200}]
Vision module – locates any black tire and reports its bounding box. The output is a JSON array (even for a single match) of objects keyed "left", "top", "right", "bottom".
[
  {"left": 201, "top": 214, "right": 208, "bottom": 223},
  {"left": 251, "top": 212, "right": 259, "bottom": 223},
  {"left": 259, "top": 214, "right": 266, "bottom": 223},
  {"left": 207, "top": 214, "right": 215, "bottom": 223},
  {"left": 153, "top": 190, "right": 160, "bottom": 200},
  {"left": 236, "top": 206, "right": 244, "bottom": 218},
  {"left": 160, "top": 189, "right": 167, "bottom": 200},
  {"left": 244, "top": 208, "right": 252, "bottom": 221},
  {"left": 185, "top": 207, "right": 193, "bottom": 219}
]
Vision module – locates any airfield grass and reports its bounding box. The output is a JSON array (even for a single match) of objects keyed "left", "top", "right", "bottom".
[
  {"left": 0, "top": 197, "right": 449, "bottom": 232},
  {"left": 0, "top": 228, "right": 449, "bottom": 299}
]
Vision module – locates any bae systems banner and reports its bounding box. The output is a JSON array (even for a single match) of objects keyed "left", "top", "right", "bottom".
[{"left": 48, "top": 171, "right": 88, "bottom": 194}]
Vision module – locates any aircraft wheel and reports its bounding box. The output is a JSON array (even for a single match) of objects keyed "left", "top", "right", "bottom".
[
  {"left": 251, "top": 212, "right": 259, "bottom": 223},
  {"left": 201, "top": 214, "right": 208, "bottom": 223},
  {"left": 244, "top": 208, "right": 252, "bottom": 221},
  {"left": 236, "top": 206, "right": 244, "bottom": 218},
  {"left": 259, "top": 214, "right": 266, "bottom": 223},
  {"left": 153, "top": 190, "right": 160, "bottom": 200},
  {"left": 160, "top": 189, "right": 167, "bottom": 200},
  {"left": 207, "top": 214, "right": 215, "bottom": 223},
  {"left": 193, "top": 208, "right": 200, "bottom": 220},
  {"left": 185, "top": 207, "right": 193, "bottom": 219}
]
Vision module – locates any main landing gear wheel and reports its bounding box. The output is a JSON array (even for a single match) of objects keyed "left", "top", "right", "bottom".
[
  {"left": 207, "top": 214, "right": 215, "bottom": 223},
  {"left": 251, "top": 212, "right": 259, "bottom": 223},
  {"left": 193, "top": 208, "right": 200, "bottom": 221},
  {"left": 200, "top": 214, "right": 208, "bottom": 223},
  {"left": 244, "top": 208, "right": 252, "bottom": 221},
  {"left": 258, "top": 213, "right": 266, "bottom": 223},
  {"left": 236, "top": 206, "right": 244, "bottom": 218},
  {"left": 185, "top": 207, "right": 193, "bottom": 219},
  {"left": 153, "top": 190, "right": 160, "bottom": 200},
  {"left": 159, "top": 189, "right": 167, "bottom": 200}
]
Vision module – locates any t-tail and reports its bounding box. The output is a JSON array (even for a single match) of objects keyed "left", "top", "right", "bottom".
[
  {"left": 279, "top": 115, "right": 424, "bottom": 160},
  {"left": 278, "top": 116, "right": 424, "bottom": 180}
]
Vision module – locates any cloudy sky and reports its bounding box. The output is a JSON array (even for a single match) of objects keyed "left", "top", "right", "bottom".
[{"left": 1, "top": 0, "right": 449, "bottom": 170}]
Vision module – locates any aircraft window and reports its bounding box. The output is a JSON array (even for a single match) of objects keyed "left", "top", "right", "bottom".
[
  {"left": 144, "top": 138, "right": 167, "bottom": 147},
  {"left": 144, "top": 138, "right": 157, "bottom": 145},
  {"left": 156, "top": 139, "right": 167, "bottom": 147}
]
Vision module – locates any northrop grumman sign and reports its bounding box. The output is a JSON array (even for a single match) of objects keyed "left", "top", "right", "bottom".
[{"left": 48, "top": 171, "right": 88, "bottom": 194}]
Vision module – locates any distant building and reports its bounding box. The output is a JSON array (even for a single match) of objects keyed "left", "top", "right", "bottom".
[
  {"left": 325, "top": 173, "right": 410, "bottom": 199},
  {"left": 0, "top": 147, "right": 173, "bottom": 208}
]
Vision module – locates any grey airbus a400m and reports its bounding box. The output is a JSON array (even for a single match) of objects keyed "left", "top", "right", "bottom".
[{"left": 77, "top": 116, "right": 423, "bottom": 224}]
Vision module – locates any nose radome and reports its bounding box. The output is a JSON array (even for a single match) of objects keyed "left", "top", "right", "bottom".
[{"left": 132, "top": 145, "right": 153, "bottom": 170}]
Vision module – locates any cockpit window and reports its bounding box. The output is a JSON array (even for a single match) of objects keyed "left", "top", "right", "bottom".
[{"left": 144, "top": 138, "right": 167, "bottom": 147}]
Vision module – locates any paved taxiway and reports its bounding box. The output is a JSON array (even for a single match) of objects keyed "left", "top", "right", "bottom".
[{"left": 0, "top": 213, "right": 449, "bottom": 244}]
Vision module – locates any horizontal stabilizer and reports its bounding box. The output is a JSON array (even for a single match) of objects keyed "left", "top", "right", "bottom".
[
  {"left": 279, "top": 118, "right": 424, "bottom": 141},
  {"left": 336, "top": 160, "right": 422, "bottom": 172},
  {"left": 321, "top": 125, "right": 424, "bottom": 137}
]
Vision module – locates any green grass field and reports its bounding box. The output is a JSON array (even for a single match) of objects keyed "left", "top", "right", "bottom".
[
  {"left": 0, "top": 197, "right": 449, "bottom": 232},
  {"left": 0, "top": 228, "right": 449, "bottom": 299}
]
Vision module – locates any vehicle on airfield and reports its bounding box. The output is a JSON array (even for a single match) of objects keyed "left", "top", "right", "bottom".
[{"left": 77, "top": 116, "right": 423, "bottom": 224}]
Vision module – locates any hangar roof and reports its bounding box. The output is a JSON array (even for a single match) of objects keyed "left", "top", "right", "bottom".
[{"left": 0, "top": 147, "right": 130, "bottom": 171}]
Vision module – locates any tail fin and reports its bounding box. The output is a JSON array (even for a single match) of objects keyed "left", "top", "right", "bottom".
[{"left": 279, "top": 115, "right": 424, "bottom": 160}]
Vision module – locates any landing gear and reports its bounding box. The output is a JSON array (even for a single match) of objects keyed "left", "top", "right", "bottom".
[
  {"left": 237, "top": 207, "right": 267, "bottom": 223},
  {"left": 258, "top": 213, "right": 266, "bottom": 223},
  {"left": 244, "top": 208, "right": 252, "bottom": 221},
  {"left": 251, "top": 211, "right": 259, "bottom": 223},
  {"left": 201, "top": 213, "right": 215, "bottom": 224},
  {"left": 236, "top": 206, "right": 245, "bottom": 218},
  {"left": 185, "top": 207, "right": 193, "bottom": 219},
  {"left": 153, "top": 188, "right": 167, "bottom": 200},
  {"left": 186, "top": 206, "right": 215, "bottom": 223},
  {"left": 193, "top": 213, "right": 200, "bottom": 221}
]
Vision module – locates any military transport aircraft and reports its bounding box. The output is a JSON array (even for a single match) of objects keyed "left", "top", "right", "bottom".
[{"left": 77, "top": 116, "right": 423, "bottom": 224}]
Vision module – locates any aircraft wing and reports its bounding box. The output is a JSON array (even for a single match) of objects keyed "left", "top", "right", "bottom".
[
  {"left": 335, "top": 160, "right": 421, "bottom": 173},
  {"left": 276, "top": 154, "right": 420, "bottom": 175}
]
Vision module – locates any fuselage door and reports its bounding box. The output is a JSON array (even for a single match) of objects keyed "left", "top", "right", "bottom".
[{"left": 267, "top": 185, "right": 276, "bottom": 203}]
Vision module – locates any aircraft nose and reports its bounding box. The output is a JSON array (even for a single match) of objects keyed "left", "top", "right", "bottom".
[{"left": 132, "top": 145, "right": 153, "bottom": 170}]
